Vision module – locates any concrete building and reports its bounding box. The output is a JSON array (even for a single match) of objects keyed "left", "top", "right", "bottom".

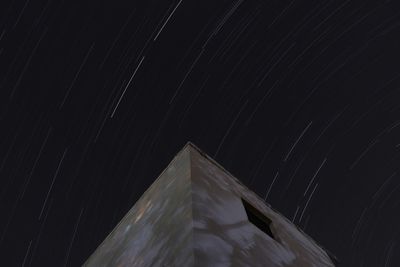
[{"left": 84, "top": 142, "right": 335, "bottom": 266}]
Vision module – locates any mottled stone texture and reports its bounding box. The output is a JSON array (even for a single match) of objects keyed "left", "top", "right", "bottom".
[
  {"left": 84, "top": 147, "right": 194, "bottom": 267},
  {"left": 84, "top": 142, "right": 335, "bottom": 267}
]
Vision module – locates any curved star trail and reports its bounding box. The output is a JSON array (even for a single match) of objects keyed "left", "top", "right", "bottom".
[{"left": 1, "top": 0, "right": 400, "bottom": 266}]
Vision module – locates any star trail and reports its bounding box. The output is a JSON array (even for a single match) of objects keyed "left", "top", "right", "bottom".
[{"left": 1, "top": 0, "right": 400, "bottom": 266}]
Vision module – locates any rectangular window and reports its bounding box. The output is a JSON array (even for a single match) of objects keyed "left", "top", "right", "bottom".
[{"left": 242, "top": 198, "right": 275, "bottom": 240}]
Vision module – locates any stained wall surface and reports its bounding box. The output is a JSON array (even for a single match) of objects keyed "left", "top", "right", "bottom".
[
  {"left": 84, "top": 143, "right": 335, "bottom": 266},
  {"left": 83, "top": 147, "right": 194, "bottom": 267},
  {"left": 190, "top": 145, "right": 334, "bottom": 267}
]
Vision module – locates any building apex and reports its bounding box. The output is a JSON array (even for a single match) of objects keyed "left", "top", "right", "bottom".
[{"left": 84, "top": 142, "right": 335, "bottom": 267}]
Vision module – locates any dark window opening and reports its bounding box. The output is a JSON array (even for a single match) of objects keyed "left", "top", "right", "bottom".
[{"left": 241, "top": 198, "right": 275, "bottom": 240}]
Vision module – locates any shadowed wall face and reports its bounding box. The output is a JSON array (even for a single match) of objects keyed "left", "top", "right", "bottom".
[{"left": 84, "top": 144, "right": 334, "bottom": 266}]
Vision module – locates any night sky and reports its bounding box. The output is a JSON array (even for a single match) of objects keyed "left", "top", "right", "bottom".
[{"left": 1, "top": 0, "right": 400, "bottom": 266}]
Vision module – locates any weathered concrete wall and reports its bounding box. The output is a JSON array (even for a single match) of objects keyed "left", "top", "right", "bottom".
[
  {"left": 190, "top": 145, "right": 334, "bottom": 267},
  {"left": 84, "top": 147, "right": 194, "bottom": 267},
  {"left": 84, "top": 142, "right": 335, "bottom": 267}
]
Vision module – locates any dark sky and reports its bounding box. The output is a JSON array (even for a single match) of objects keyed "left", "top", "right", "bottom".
[{"left": 1, "top": 0, "right": 400, "bottom": 266}]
